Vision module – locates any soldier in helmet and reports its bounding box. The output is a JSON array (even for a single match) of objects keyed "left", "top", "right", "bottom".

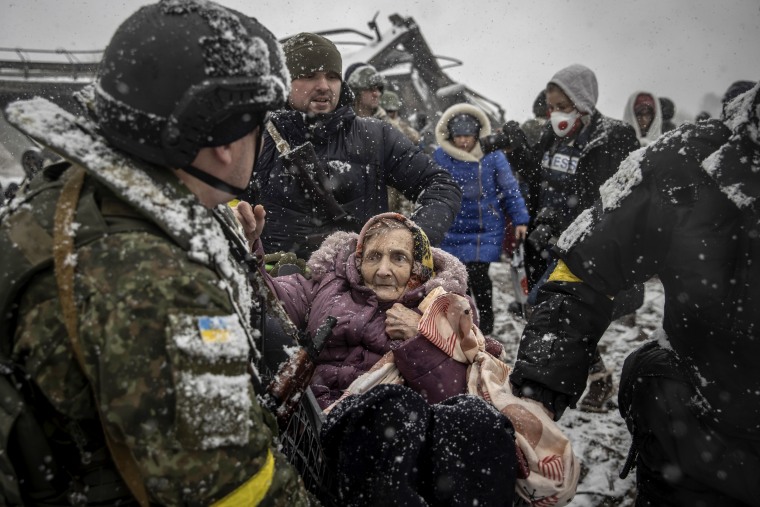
[
  {"left": 346, "top": 63, "right": 388, "bottom": 119},
  {"left": 380, "top": 90, "right": 421, "bottom": 144},
  {"left": 0, "top": 1, "right": 311, "bottom": 505},
  {"left": 241, "top": 34, "right": 461, "bottom": 260}
]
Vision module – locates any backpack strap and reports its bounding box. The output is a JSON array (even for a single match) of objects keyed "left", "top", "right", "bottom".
[{"left": 53, "top": 166, "right": 151, "bottom": 507}]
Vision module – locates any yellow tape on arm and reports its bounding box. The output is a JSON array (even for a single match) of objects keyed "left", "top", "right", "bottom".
[
  {"left": 211, "top": 450, "right": 274, "bottom": 507},
  {"left": 547, "top": 260, "right": 583, "bottom": 283}
]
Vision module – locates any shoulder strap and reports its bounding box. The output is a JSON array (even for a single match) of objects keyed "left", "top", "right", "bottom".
[
  {"left": 53, "top": 166, "right": 151, "bottom": 507},
  {"left": 266, "top": 121, "right": 291, "bottom": 155}
]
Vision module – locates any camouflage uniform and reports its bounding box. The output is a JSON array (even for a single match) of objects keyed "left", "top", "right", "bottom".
[{"left": 1, "top": 98, "right": 311, "bottom": 505}]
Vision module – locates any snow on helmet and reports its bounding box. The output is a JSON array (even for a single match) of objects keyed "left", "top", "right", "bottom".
[
  {"left": 346, "top": 64, "right": 385, "bottom": 92},
  {"left": 380, "top": 90, "right": 401, "bottom": 112},
  {"left": 94, "top": 0, "right": 289, "bottom": 168}
]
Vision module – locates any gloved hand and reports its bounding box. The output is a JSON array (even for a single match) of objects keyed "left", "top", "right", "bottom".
[
  {"left": 264, "top": 251, "right": 307, "bottom": 277},
  {"left": 479, "top": 121, "right": 529, "bottom": 154},
  {"left": 501, "top": 120, "right": 529, "bottom": 150}
]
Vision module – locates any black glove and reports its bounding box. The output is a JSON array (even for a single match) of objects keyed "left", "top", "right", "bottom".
[
  {"left": 479, "top": 121, "right": 529, "bottom": 154},
  {"left": 501, "top": 120, "right": 528, "bottom": 150}
]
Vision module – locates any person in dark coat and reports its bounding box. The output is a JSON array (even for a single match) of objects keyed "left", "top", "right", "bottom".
[
  {"left": 511, "top": 82, "right": 760, "bottom": 507},
  {"left": 658, "top": 97, "right": 677, "bottom": 132},
  {"left": 504, "top": 63, "right": 643, "bottom": 412},
  {"left": 241, "top": 32, "right": 462, "bottom": 260}
]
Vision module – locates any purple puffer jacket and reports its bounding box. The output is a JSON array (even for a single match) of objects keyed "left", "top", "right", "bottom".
[{"left": 268, "top": 230, "right": 484, "bottom": 409}]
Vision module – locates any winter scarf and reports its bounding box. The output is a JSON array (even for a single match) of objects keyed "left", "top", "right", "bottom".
[{"left": 332, "top": 289, "right": 579, "bottom": 506}]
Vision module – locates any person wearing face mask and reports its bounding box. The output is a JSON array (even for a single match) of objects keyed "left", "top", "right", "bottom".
[
  {"left": 504, "top": 64, "right": 641, "bottom": 413},
  {"left": 240, "top": 33, "right": 462, "bottom": 261}
]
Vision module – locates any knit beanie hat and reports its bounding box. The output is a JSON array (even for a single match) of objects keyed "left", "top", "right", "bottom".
[
  {"left": 448, "top": 113, "right": 481, "bottom": 137},
  {"left": 282, "top": 32, "right": 342, "bottom": 80},
  {"left": 355, "top": 212, "right": 435, "bottom": 290},
  {"left": 548, "top": 64, "right": 598, "bottom": 114}
]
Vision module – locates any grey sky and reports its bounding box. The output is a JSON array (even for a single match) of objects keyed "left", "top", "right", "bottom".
[{"left": 2, "top": 0, "right": 758, "bottom": 122}]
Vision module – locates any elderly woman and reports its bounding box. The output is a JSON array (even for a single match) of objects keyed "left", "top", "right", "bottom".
[
  {"left": 236, "top": 204, "right": 519, "bottom": 505},
  {"left": 239, "top": 206, "right": 503, "bottom": 408}
]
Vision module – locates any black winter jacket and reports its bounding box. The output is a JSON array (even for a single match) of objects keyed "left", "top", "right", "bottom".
[
  {"left": 245, "top": 104, "right": 462, "bottom": 259},
  {"left": 512, "top": 116, "right": 760, "bottom": 439},
  {"left": 507, "top": 110, "right": 639, "bottom": 228}
]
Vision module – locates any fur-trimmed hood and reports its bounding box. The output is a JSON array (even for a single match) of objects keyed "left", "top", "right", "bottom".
[
  {"left": 307, "top": 230, "right": 468, "bottom": 296},
  {"left": 435, "top": 103, "right": 492, "bottom": 163}
]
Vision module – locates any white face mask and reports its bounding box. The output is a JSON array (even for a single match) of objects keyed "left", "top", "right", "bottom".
[{"left": 550, "top": 110, "right": 581, "bottom": 137}]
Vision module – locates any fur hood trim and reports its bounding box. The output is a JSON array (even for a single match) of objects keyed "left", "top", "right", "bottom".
[{"left": 435, "top": 103, "right": 491, "bottom": 163}]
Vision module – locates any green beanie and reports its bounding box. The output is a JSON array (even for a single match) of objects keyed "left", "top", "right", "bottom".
[{"left": 282, "top": 32, "right": 342, "bottom": 80}]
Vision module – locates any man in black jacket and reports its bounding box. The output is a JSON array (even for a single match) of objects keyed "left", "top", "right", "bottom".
[
  {"left": 242, "top": 32, "right": 462, "bottom": 260},
  {"left": 511, "top": 83, "right": 760, "bottom": 507},
  {"left": 505, "top": 63, "right": 642, "bottom": 412}
]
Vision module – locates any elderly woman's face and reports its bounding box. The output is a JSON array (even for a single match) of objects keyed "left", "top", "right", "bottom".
[{"left": 360, "top": 228, "right": 414, "bottom": 301}]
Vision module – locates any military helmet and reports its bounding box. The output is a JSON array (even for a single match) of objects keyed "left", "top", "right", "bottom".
[
  {"left": 346, "top": 64, "right": 385, "bottom": 92},
  {"left": 94, "top": 0, "right": 289, "bottom": 168},
  {"left": 380, "top": 90, "right": 401, "bottom": 112}
]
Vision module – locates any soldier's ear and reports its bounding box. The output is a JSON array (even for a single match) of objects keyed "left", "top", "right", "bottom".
[{"left": 211, "top": 144, "right": 234, "bottom": 166}]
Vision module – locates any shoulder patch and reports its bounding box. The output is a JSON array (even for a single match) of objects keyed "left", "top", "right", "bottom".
[{"left": 170, "top": 313, "right": 249, "bottom": 361}]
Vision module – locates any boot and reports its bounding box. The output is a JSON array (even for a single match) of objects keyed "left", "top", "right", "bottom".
[{"left": 577, "top": 369, "right": 615, "bottom": 413}]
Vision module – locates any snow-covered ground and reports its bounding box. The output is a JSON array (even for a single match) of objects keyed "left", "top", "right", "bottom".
[{"left": 490, "top": 263, "right": 666, "bottom": 507}]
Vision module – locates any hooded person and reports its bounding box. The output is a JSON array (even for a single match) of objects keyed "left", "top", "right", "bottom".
[
  {"left": 240, "top": 33, "right": 462, "bottom": 261},
  {"left": 502, "top": 63, "right": 641, "bottom": 413},
  {"left": 623, "top": 91, "right": 663, "bottom": 146},
  {"left": 512, "top": 81, "right": 760, "bottom": 507},
  {"left": 433, "top": 103, "right": 530, "bottom": 336}
]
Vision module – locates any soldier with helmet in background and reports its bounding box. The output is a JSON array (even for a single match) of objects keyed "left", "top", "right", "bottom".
[{"left": 0, "top": 1, "right": 312, "bottom": 505}]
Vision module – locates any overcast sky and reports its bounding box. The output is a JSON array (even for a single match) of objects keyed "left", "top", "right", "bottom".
[{"left": 1, "top": 0, "right": 758, "bottom": 122}]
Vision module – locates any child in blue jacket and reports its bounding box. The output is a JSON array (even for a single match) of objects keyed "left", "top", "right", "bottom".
[{"left": 434, "top": 103, "right": 530, "bottom": 334}]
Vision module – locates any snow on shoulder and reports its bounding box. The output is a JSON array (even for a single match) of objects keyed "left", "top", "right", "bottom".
[
  {"left": 4, "top": 96, "right": 256, "bottom": 326},
  {"left": 557, "top": 147, "right": 646, "bottom": 252}
]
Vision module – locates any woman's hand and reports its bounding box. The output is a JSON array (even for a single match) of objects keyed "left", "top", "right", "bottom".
[
  {"left": 385, "top": 303, "right": 421, "bottom": 340},
  {"left": 514, "top": 224, "right": 528, "bottom": 242},
  {"left": 232, "top": 202, "right": 266, "bottom": 250}
]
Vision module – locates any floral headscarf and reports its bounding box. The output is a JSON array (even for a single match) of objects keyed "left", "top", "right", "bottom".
[{"left": 355, "top": 213, "right": 435, "bottom": 291}]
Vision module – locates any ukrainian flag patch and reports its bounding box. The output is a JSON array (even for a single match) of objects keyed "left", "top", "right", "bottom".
[{"left": 197, "top": 315, "right": 237, "bottom": 344}]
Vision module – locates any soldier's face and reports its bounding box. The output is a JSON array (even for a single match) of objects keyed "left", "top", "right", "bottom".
[
  {"left": 359, "top": 87, "right": 382, "bottom": 111},
  {"left": 360, "top": 229, "right": 414, "bottom": 302},
  {"left": 288, "top": 71, "right": 341, "bottom": 114},
  {"left": 227, "top": 128, "right": 258, "bottom": 195}
]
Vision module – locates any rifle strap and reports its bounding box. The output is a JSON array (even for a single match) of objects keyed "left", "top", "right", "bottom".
[
  {"left": 266, "top": 121, "right": 291, "bottom": 155},
  {"left": 53, "top": 166, "right": 151, "bottom": 507}
]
